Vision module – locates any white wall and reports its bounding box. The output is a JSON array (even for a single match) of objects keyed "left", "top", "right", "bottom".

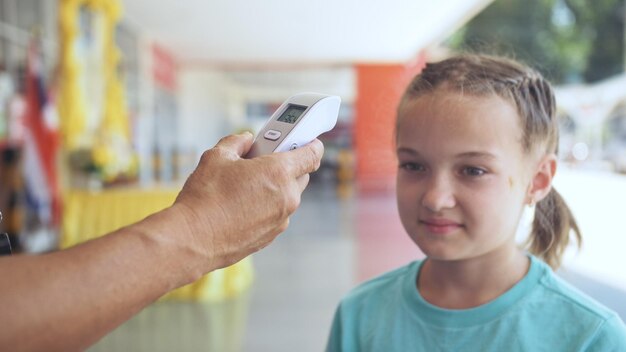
[
  {"left": 178, "top": 68, "right": 232, "bottom": 156},
  {"left": 177, "top": 65, "right": 355, "bottom": 152},
  {"left": 226, "top": 67, "right": 356, "bottom": 102}
]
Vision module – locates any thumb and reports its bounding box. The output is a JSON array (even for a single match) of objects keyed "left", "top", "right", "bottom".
[{"left": 214, "top": 132, "right": 254, "bottom": 157}]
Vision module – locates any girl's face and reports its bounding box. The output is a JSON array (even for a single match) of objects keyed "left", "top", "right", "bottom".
[{"left": 396, "top": 89, "right": 533, "bottom": 261}]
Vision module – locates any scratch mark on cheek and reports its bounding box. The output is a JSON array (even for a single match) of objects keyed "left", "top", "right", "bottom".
[{"left": 509, "top": 177, "right": 514, "bottom": 189}]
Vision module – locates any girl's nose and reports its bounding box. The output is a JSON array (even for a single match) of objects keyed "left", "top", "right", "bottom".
[{"left": 421, "top": 177, "right": 456, "bottom": 212}]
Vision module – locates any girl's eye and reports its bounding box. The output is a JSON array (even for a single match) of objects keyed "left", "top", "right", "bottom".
[
  {"left": 462, "top": 166, "right": 487, "bottom": 177},
  {"left": 399, "top": 162, "right": 425, "bottom": 172}
]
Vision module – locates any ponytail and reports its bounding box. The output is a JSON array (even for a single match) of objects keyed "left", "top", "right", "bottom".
[{"left": 527, "top": 188, "right": 581, "bottom": 270}]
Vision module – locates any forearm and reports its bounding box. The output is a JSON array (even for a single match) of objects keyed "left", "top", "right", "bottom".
[{"left": 0, "top": 206, "right": 204, "bottom": 352}]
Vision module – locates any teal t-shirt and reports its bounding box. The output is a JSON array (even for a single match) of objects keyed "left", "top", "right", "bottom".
[{"left": 326, "top": 255, "right": 626, "bottom": 351}]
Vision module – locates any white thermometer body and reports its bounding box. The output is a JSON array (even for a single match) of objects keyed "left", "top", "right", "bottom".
[{"left": 246, "top": 93, "right": 341, "bottom": 158}]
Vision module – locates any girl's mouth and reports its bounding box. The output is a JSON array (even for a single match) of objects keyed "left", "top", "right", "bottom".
[{"left": 420, "top": 219, "right": 463, "bottom": 235}]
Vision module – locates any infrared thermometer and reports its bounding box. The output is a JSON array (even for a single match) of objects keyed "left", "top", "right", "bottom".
[{"left": 246, "top": 93, "right": 341, "bottom": 158}]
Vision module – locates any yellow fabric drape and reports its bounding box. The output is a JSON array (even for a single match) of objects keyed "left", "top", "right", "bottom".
[
  {"left": 57, "top": 0, "right": 87, "bottom": 150},
  {"left": 61, "top": 189, "right": 254, "bottom": 301},
  {"left": 58, "top": 0, "right": 136, "bottom": 180}
]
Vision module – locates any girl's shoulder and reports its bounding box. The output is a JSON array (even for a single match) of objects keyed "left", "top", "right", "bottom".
[
  {"left": 537, "top": 262, "right": 619, "bottom": 321},
  {"left": 525, "top": 258, "right": 626, "bottom": 344},
  {"left": 537, "top": 268, "right": 626, "bottom": 348}
]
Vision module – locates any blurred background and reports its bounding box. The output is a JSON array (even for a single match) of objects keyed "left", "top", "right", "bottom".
[{"left": 0, "top": 0, "right": 625, "bottom": 351}]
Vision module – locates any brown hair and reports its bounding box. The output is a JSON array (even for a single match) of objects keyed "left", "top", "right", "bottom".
[{"left": 398, "top": 54, "right": 581, "bottom": 269}]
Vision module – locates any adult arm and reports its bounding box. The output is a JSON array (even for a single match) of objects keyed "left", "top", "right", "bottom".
[{"left": 0, "top": 132, "right": 323, "bottom": 351}]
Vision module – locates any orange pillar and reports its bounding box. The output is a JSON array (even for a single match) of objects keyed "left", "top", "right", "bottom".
[{"left": 354, "top": 53, "right": 426, "bottom": 193}]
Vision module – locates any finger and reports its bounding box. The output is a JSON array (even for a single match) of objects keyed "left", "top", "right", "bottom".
[
  {"left": 296, "top": 174, "right": 311, "bottom": 193},
  {"left": 279, "top": 139, "right": 324, "bottom": 177},
  {"left": 214, "top": 132, "right": 254, "bottom": 157},
  {"left": 296, "top": 173, "right": 310, "bottom": 194}
]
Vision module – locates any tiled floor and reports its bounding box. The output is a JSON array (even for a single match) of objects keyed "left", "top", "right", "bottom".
[{"left": 90, "top": 169, "right": 626, "bottom": 352}]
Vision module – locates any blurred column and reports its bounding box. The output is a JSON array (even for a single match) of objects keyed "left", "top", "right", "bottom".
[
  {"left": 150, "top": 44, "right": 178, "bottom": 183},
  {"left": 353, "top": 51, "right": 426, "bottom": 193}
]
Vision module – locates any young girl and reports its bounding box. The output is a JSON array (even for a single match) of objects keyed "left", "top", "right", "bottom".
[{"left": 326, "top": 54, "right": 626, "bottom": 351}]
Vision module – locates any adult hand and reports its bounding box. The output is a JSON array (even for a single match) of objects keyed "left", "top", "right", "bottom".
[{"left": 170, "top": 132, "right": 324, "bottom": 276}]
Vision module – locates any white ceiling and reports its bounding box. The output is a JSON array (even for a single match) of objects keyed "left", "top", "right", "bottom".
[{"left": 122, "top": 0, "right": 493, "bottom": 66}]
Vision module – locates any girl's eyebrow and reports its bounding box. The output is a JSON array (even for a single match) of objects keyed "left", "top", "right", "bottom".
[
  {"left": 455, "top": 151, "right": 497, "bottom": 159},
  {"left": 396, "top": 147, "right": 418, "bottom": 155},
  {"left": 396, "top": 148, "right": 497, "bottom": 160}
]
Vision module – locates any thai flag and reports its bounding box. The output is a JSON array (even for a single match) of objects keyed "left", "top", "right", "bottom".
[{"left": 21, "top": 39, "right": 60, "bottom": 227}]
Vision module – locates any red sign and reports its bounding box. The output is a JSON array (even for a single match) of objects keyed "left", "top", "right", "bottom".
[{"left": 152, "top": 44, "right": 177, "bottom": 91}]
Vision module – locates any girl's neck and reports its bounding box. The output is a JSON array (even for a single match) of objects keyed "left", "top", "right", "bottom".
[{"left": 417, "top": 247, "right": 530, "bottom": 309}]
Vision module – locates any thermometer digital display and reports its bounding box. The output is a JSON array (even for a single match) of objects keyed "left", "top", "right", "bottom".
[{"left": 276, "top": 104, "right": 307, "bottom": 124}]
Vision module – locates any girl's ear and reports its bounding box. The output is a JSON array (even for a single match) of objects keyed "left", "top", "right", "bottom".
[{"left": 527, "top": 154, "right": 557, "bottom": 204}]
